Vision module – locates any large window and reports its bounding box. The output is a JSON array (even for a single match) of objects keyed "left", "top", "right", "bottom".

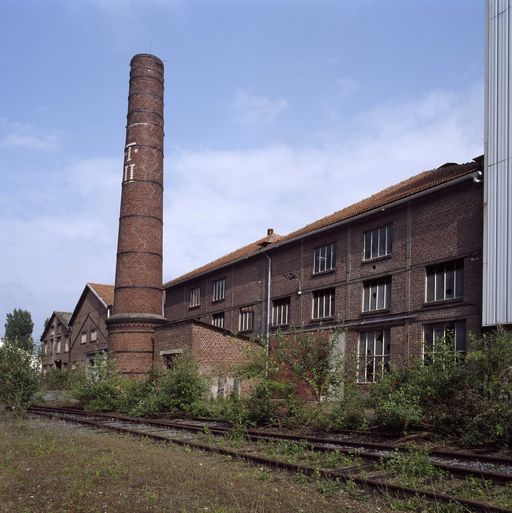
[
  {"left": 423, "top": 320, "right": 466, "bottom": 359},
  {"left": 271, "top": 297, "right": 290, "bottom": 326},
  {"left": 239, "top": 306, "right": 254, "bottom": 332},
  {"left": 212, "top": 278, "right": 226, "bottom": 302},
  {"left": 190, "top": 287, "right": 201, "bottom": 308},
  {"left": 358, "top": 330, "right": 391, "bottom": 383},
  {"left": 364, "top": 224, "right": 393, "bottom": 261},
  {"left": 426, "top": 260, "right": 464, "bottom": 302},
  {"left": 212, "top": 312, "right": 225, "bottom": 329},
  {"left": 313, "top": 243, "right": 336, "bottom": 274},
  {"left": 312, "top": 288, "right": 335, "bottom": 319},
  {"left": 362, "top": 277, "right": 391, "bottom": 312}
]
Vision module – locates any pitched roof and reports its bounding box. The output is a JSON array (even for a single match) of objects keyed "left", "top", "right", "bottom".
[
  {"left": 55, "top": 311, "right": 72, "bottom": 326},
  {"left": 164, "top": 158, "right": 482, "bottom": 288},
  {"left": 88, "top": 283, "right": 114, "bottom": 307},
  {"left": 39, "top": 310, "right": 72, "bottom": 340},
  {"left": 164, "top": 231, "right": 283, "bottom": 287},
  {"left": 68, "top": 283, "right": 114, "bottom": 327}
]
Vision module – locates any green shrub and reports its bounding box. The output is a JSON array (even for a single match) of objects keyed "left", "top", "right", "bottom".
[
  {"left": 0, "top": 340, "right": 40, "bottom": 413},
  {"left": 371, "top": 327, "right": 512, "bottom": 446},
  {"left": 157, "top": 351, "right": 208, "bottom": 413}
]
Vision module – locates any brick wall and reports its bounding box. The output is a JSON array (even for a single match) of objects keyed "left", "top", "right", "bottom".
[
  {"left": 154, "top": 320, "right": 256, "bottom": 396},
  {"left": 69, "top": 290, "right": 109, "bottom": 368},
  {"left": 164, "top": 178, "right": 484, "bottom": 384}
]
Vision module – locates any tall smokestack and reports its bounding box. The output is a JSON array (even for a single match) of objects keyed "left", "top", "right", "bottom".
[{"left": 107, "top": 53, "right": 166, "bottom": 375}]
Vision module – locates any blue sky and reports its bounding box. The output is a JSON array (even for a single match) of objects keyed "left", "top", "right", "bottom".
[{"left": 0, "top": 0, "right": 484, "bottom": 339}]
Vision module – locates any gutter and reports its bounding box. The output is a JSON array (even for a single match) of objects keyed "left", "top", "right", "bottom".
[{"left": 164, "top": 171, "right": 482, "bottom": 288}]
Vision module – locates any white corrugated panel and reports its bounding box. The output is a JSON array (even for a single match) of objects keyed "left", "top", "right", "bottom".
[{"left": 484, "top": 0, "right": 512, "bottom": 325}]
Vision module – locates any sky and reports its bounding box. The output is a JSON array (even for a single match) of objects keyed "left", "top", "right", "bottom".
[{"left": 0, "top": 0, "right": 485, "bottom": 341}]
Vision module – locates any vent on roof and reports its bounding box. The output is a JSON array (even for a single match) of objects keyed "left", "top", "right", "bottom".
[
  {"left": 267, "top": 228, "right": 274, "bottom": 236},
  {"left": 438, "top": 162, "right": 458, "bottom": 169}
]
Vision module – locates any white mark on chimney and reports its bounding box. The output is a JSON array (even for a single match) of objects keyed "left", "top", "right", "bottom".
[{"left": 123, "top": 142, "right": 137, "bottom": 183}]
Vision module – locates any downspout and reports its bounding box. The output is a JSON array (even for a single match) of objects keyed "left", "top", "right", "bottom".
[{"left": 263, "top": 252, "right": 272, "bottom": 357}]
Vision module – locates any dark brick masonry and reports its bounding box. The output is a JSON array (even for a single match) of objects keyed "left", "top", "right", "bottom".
[{"left": 107, "top": 54, "right": 167, "bottom": 375}]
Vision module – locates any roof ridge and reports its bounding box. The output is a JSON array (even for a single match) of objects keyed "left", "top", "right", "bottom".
[{"left": 164, "top": 158, "right": 481, "bottom": 288}]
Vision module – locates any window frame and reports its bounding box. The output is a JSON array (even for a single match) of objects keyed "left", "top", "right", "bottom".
[
  {"left": 212, "top": 312, "right": 225, "bottom": 329},
  {"left": 362, "top": 277, "right": 392, "bottom": 312},
  {"left": 212, "top": 278, "right": 226, "bottom": 302},
  {"left": 80, "top": 332, "right": 87, "bottom": 344},
  {"left": 189, "top": 286, "right": 201, "bottom": 308},
  {"left": 239, "top": 306, "right": 254, "bottom": 332},
  {"left": 311, "top": 288, "right": 335, "bottom": 320},
  {"left": 425, "top": 259, "right": 464, "bottom": 303},
  {"left": 271, "top": 297, "right": 291, "bottom": 327},
  {"left": 423, "top": 320, "right": 466, "bottom": 359},
  {"left": 357, "top": 330, "right": 391, "bottom": 383},
  {"left": 313, "top": 243, "right": 337, "bottom": 275},
  {"left": 363, "top": 224, "right": 393, "bottom": 261}
]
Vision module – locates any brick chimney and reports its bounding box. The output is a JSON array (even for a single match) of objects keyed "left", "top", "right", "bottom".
[{"left": 107, "top": 54, "right": 167, "bottom": 376}]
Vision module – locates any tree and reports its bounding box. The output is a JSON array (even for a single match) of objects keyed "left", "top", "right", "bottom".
[
  {"left": 4, "top": 308, "right": 34, "bottom": 352},
  {"left": 0, "top": 339, "right": 40, "bottom": 412},
  {"left": 273, "top": 327, "right": 346, "bottom": 403}
]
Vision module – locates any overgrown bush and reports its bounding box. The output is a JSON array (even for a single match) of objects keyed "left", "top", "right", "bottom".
[
  {"left": 0, "top": 340, "right": 40, "bottom": 413},
  {"left": 371, "top": 327, "right": 512, "bottom": 446},
  {"left": 69, "top": 351, "right": 208, "bottom": 416},
  {"left": 157, "top": 351, "right": 208, "bottom": 413}
]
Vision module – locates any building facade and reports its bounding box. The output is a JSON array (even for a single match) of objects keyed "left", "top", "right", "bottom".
[
  {"left": 40, "top": 311, "right": 71, "bottom": 374},
  {"left": 164, "top": 158, "right": 484, "bottom": 383}
]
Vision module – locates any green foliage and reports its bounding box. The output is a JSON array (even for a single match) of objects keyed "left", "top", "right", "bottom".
[
  {"left": 371, "top": 327, "right": 512, "bottom": 446},
  {"left": 0, "top": 339, "right": 40, "bottom": 412},
  {"left": 69, "top": 352, "right": 125, "bottom": 411},
  {"left": 3, "top": 308, "right": 35, "bottom": 352},
  {"left": 69, "top": 351, "right": 207, "bottom": 416},
  {"left": 157, "top": 351, "right": 208, "bottom": 413},
  {"left": 44, "top": 368, "right": 74, "bottom": 390},
  {"left": 273, "top": 327, "right": 345, "bottom": 403},
  {"left": 382, "top": 448, "right": 445, "bottom": 488}
]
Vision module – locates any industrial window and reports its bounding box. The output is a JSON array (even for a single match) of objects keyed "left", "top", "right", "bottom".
[
  {"left": 90, "top": 329, "right": 97, "bottom": 342},
  {"left": 271, "top": 297, "right": 290, "bottom": 326},
  {"left": 212, "top": 278, "right": 226, "bottom": 302},
  {"left": 363, "top": 224, "right": 393, "bottom": 261},
  {"left": 362, "top": 277, "right": 392, "bottom": 312},
  {"left": 312, "top": 288, "right": 335, "bottom": 320},
  {"left": 423, "top": 320, "right": 466, "bottom": 361},
  {"left": 163, "top": 353, "right": 178, "bottom": 370},
  {"left": 212, "top": 312, "right": 225, "bottom": 329},
  {"left": 358, "top": 330, "right": 391, "bottom": 383},
  {"left": 313, "top": 243, "right": 336, "bottom": 274},
  {"left": 239, "top": 306, "right": 254, "bottom": 332},
  {"left": 190, "top": 287, "right": 201, "bottom": 308},
  {"left": 80, "top": 332, "right": 87, "bottom": 344},
  {"left": 426, "top": 260, "right": 464, "bottom": 302}
]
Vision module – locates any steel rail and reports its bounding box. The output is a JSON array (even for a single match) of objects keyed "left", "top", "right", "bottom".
[
  {"left": 28, "top": 406, "right": 512, "bottom": 513},
  {"left": 28, "top": 405, "right": 512, "bottom": 483}
]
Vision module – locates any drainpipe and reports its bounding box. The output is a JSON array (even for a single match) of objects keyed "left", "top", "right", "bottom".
[{"left": 263, "top": 252, "right": 272, "bottom": 357}]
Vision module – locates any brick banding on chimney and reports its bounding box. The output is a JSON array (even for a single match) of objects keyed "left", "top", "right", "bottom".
[{"left": 107, "top": 54, "right": 167, "bottom": 375}]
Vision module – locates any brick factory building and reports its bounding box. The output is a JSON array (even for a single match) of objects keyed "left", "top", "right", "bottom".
[
  {"left": 164, "top": 157, "right": 484, "bottom": 383},
  {"left": 41, "top": 3, "right": 512, "bottom": 391}
]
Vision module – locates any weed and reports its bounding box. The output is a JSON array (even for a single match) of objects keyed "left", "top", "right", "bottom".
[{"left": 381, "top": 448, "right": 444, "bottom": 488}]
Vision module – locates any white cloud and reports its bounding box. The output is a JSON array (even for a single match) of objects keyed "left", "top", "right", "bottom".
[
  {"left": 165, "top": 83, "right": 483, "bottom": 280},
  {"left": 1, "top": 121, "right": 60, "bottom": 151},
  {"left": 234, "top": 89, "right": 289, "bottom": 127},
  {"left": 0, "top": 83, "right": 483, "bottom": 341}
]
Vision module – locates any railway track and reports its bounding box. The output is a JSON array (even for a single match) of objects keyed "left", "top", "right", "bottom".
[{"left": 28, "top": 405, "right": 512, "bottom": 513}]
